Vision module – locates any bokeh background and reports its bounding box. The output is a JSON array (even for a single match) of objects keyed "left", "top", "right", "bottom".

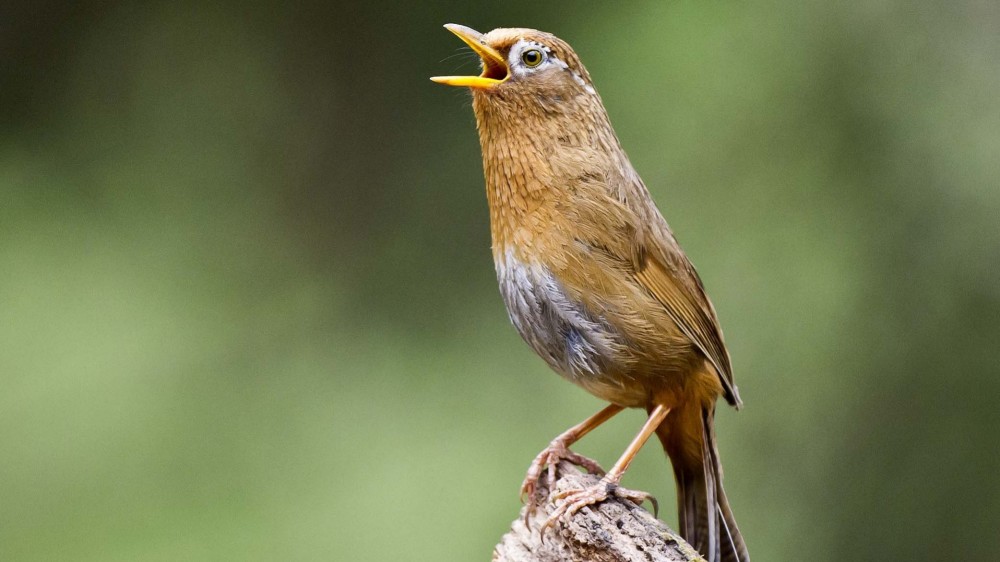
[{"left": 3, "top": 1, "right": 998, "bottom": 560}]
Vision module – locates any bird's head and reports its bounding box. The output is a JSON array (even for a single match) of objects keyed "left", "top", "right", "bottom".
[
  {"left": 432, "top": 24, "right": 638, "bottom": 251},
  {"left": 431, "top": 23, "right": 628, "bottom": 229},
  {"left": 432, "top": 24, "right": 600, "bottom": 115}
]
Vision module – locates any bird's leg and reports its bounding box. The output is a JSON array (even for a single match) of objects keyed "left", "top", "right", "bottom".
[
  {"left": 521, "top": 404, "right": 624, "bottom": 511},
  {"left": 541, "top": 404, "right": 671, "bottom": 534}
]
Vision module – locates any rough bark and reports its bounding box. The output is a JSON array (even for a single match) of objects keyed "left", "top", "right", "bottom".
[{"left": 493, "top": 462, "right": 706, "bottom": 562}]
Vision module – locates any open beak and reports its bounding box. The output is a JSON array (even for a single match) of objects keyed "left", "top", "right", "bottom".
[{"left": 431, "top": 24, "right": 509, "bottom": 89}]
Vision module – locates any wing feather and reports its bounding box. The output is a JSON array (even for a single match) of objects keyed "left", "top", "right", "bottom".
[
  {"left": 634, "top": 255, "right": 741, "bottom": 408},
  {"left": 556, "top": 177, "right": 741, "bottom": 407}
]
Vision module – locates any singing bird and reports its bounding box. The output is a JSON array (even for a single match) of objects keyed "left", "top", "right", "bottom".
[{"left": 432, "top": 24, "right": 749, "bottom": 562}]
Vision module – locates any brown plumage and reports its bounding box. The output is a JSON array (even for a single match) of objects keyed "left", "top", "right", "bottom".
[{"left": 433, "top": 24, "right": 749, "bottom": 562}]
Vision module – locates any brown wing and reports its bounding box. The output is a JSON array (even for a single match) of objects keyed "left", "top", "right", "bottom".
[
  {"left": 554, "top": 177, "right": 741, "bottom": 407},
  {"left": 634, "top": 254, "right": 742, "bottom": 408}
]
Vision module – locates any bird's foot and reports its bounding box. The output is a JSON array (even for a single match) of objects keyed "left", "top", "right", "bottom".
[
  {"left": 540, "top": 477, "right": 658, "bottom": 534},
  {"left": 520, "top": 439, "right": 605, "bottom": 515}
]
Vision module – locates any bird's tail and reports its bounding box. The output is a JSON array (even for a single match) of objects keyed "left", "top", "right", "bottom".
[{"left": 655, "top": 403, "right": 749, "bottom": 562}]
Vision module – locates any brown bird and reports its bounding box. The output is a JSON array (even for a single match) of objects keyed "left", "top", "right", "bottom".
[{"left": 432, "top": 24, "right": 749, "bottom": 562}]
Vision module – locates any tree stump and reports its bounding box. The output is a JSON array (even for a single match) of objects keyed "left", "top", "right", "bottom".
[{"left": 493, "top": 462, "right": 706, "bottom": 562}]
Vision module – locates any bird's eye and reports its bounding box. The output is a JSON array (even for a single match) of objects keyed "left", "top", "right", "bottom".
[{"left": 521, "top": 49, "right": 544, "bottom": 68}]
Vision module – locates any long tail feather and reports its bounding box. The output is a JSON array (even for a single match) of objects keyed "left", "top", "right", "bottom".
[{"left": 656, "top": 404, "right": 749, "bottom": 562}]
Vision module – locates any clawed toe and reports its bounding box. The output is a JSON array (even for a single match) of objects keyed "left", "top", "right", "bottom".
[
  {"left": 614, "top": 485, "right": 658, "bottom": 517},
  {"left": 520, "top": 441, "right": 605, "bottom": 505},
  {"left": 539, "top": 480, "right": 658, "bottom": 535},
  {"left": 540, "top": 482, "right": 608, "bottom": 534}
]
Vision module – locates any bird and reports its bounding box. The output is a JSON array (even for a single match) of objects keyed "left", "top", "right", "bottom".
[{"left": 432, "top": 24, "right": 749, "bottom": 562}]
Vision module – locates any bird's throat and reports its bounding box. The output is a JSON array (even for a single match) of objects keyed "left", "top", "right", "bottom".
[{"left": 472, "top": 91, "right": 627, "bottom": 253}]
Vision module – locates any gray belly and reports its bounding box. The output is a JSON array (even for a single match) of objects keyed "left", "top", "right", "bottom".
[{"left": 495, "top": 249, "right": 646, "bottom": 406}]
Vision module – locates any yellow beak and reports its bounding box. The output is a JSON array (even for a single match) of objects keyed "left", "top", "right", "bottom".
[{"left": 431, "top": 24, "right": 509, "bottom": 89}]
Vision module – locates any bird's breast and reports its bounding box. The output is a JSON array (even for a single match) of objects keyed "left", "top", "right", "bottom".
[{"left": 494, "top": 247, "right": 647, "bottom": 406}]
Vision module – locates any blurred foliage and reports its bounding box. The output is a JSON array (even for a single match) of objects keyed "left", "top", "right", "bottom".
[{"left": 2, "top": 1, "right": 998, "bottom": 560}]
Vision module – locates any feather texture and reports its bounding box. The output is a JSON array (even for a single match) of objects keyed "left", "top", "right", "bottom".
[{"left": 439, "top": 25, "right": 749, "bottom": 561}]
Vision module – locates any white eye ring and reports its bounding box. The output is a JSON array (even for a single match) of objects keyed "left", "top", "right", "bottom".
[{"left": 521, "top": 48, "right": 544, "bottom": 67}]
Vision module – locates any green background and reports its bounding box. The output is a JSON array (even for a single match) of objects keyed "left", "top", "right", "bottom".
[{"left": 3, "top": 1, "right": 998, "bottom": 560}]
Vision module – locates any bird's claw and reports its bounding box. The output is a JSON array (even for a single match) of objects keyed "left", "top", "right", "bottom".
[
  {"left": 539, "top": 478, "right": 658, "bottom": 535},
  {"left": 520, "top": 440, "right": 605, "bottom": 502},
  {"left": 520, "top": 440, "right": 605, "bottom": 522}
]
